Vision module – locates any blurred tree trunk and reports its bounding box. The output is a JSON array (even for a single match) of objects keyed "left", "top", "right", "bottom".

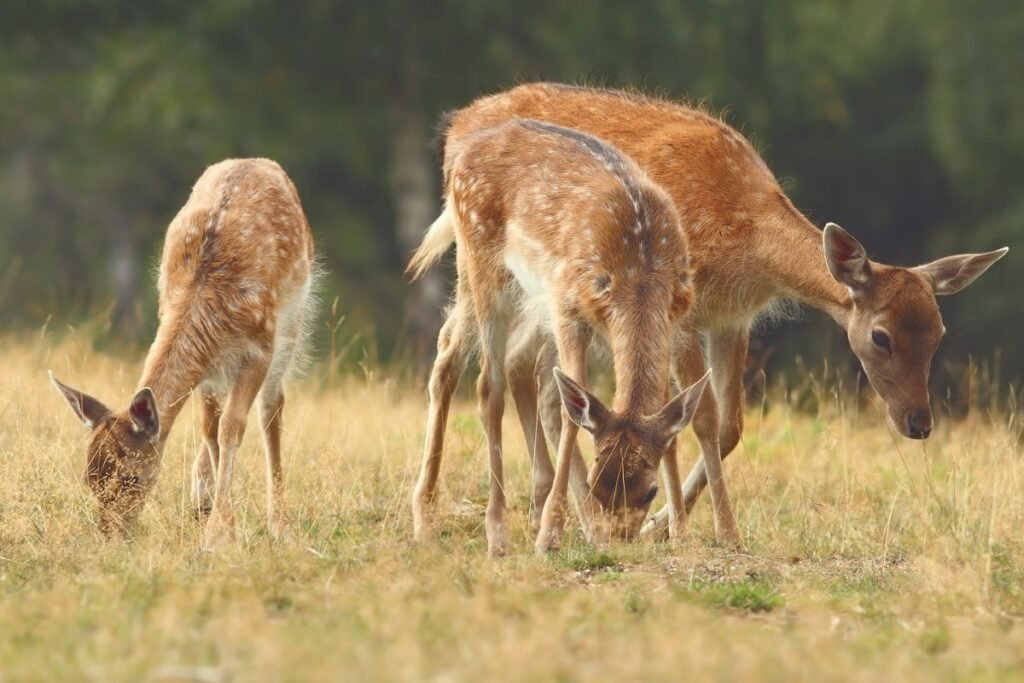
[
  {"left": 109, "top": 215, "right": 144, "bottom": 340},
  {"left": 391, "top": 103, "right": 445, "bottom": 372}
]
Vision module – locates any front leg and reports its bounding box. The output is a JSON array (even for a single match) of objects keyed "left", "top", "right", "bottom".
[
  {"left": 661, "top": 433, "right": 687, "bottom": 540},
  {"left": 536, "top": 343, "right": 594, "bottom": 536},
  {"left": 191, "top": 388, "right": 221, "bottom": 521},
  {"left": 642, "top": 327, "right": 742, "bottom": 546},
  {"left": 536, "top": 323, "right": 592, "bottom": 554},
  {"left": 682, "top": 327, "right": 746, "bottom": 538},
  {"left": 203, "top": 353, "right": 270, "bottom": 552}
]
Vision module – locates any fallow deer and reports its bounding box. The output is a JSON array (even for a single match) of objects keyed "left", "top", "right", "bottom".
[
  {"left": 407, "top": 118, "right": 711, "bottom": 555},
  {"left": 51, "top": 158, "right": 317, "bottom": 549},
  {"left": 435, "top": 83, "right": 1008, "bottom": 542}
]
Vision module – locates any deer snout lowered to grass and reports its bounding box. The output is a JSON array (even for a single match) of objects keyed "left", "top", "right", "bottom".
[
  {"left": 52, "top": 158, "right": 318, "bottom": 550},
  {"left": 407, "top": 118, "right": 726, "bottom": 556}
]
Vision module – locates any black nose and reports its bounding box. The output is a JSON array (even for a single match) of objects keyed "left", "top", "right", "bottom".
[{"left": 906, "top": 410, "right": 932, "bottom": 439}]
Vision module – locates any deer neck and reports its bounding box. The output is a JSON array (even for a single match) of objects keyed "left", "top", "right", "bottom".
[
  {"left": 137, "top": 312, "right": 209, "bottom": 446},
  {"left": 608, "top": 309, "right": 672, "bottom": 417},
  {"left": 759, "top": 200, "right": 854, "bottom": 328}
]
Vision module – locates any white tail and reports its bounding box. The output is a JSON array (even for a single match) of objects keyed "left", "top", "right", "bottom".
[{"left": 405, "top": 205, "right": 456, "bottom": 280}]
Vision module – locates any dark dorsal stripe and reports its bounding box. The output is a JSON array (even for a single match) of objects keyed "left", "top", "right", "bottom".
[{"left": 515, "top": 118, "right": 652, "bottom": 261}]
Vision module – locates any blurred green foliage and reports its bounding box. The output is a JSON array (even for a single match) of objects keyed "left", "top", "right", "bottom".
[{"left": 0, "top": 1, "right": 1020, "bottom": 383}]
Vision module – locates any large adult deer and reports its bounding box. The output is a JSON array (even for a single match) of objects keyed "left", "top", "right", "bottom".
[
  {"left": 52, "top": 158, "right": 317, "bottom": 549},
  {"left": 408, "top": 118, "right": 711, "bottom": 555},
  {"left": 436, "top": 83, "right": 1008, "bottom": 541}
]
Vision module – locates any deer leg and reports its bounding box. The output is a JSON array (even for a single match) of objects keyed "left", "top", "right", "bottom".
[
  {"left": 505, "top": 320, "right": 554, "bottom": 534},
  {"left": 412, "top": 300, "right": 473, "bottom": 541},
  {"left": 202, "top": 352, "right": 271, "bottom": 551},
  {"left": 257, "top": 325, "right": 302, "bottom": 541},
  {"left": 656, "top": 376, "right": 687, "bottom": 540},
  {"left": 536, "top": 323, "right": 594, "bottom": 554},
  {"left": 536, "top": 342, "right": 592, "bottom": 533},
  {"left": 191, "top": 388, "right": 222, "bottom": 521},
  {"left": 642, "top": 328, "right": 742, "bottom": 546},
  {"left": 477, "top": 315, "right": 511, "bottom": 557},
  {"left": 660, "top": 416, "right": 688, "bottom": 541},
  {"left": 259, "top": 381, "right": 288, "bottom": 540},
  {"left": 679, "top": 328, "right": 747, "bottom": 520}
]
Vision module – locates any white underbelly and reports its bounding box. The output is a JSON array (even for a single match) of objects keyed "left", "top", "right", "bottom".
[
  {"left": 503, "top": 248, "right": 556, "bottom": 334},
  {"left": 503, "top": 223, "right": 565, "bottom": 332}
]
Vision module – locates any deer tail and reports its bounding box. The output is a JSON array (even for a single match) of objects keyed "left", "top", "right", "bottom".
[{"left": 405, "top": 205, "right": 456, "bottom": 281}]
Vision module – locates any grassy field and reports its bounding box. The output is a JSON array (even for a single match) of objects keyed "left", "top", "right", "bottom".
[{"left": 1, "top": 334, "right": 1023, "bottom": 682}]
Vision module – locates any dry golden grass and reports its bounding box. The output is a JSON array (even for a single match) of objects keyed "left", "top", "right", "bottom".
[{"left": 2, "top": 333, "right": 1023, "bottom": 682}]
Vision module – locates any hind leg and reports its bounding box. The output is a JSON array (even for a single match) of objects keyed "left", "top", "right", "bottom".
[
  {"left": 505, "top": 319, "right": 555, "bottom": 533},
  {"left": 412, "top": 296, "right": 473, "bottom": 541},
  {"left": 259, "top": 377, "right": 289, "bottom": 540},
  {"left": 191, "top": 388, "right": 221, "bottom": 521},
  {"left": 256, "top": 311, "right": 305, "bottom": 541}
]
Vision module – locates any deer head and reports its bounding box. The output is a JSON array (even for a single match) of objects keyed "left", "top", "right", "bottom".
[
  {"left": 50, "top": 372, "right": 162, "bottom": 535},
  {"left": 553, "top": 368, "right": 710, "bottom": 540},
  {"left": 822, "top": 223, "right": 1008, "bottom": 439}
]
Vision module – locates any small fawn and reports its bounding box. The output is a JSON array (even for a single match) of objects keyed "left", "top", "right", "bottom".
[
  {"left": 52, "top": 158, "right": 317, "bottom": 549},
  {"left": 408, "top": 119, "right": 710, "bottom": 556}
]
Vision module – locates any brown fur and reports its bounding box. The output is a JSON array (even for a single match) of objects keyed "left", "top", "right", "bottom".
[
  {"left": 409, "top": 119, "right": 711, "bottom": 555},
  {"left": 432, "top": 82, "right": 1007, "bottom": 541},
  {"left": 52, "top": 158, "right": 316, "bottom": 547}
]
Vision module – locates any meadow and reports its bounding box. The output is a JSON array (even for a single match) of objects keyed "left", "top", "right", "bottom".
[{"left": 1, "top": 333, "right": 1022, "bottom": 682}]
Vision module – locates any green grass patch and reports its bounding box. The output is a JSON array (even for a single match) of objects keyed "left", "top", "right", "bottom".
[
  {"left": 681, "top": 576, "right": 784, "bottom": 614},
  {"left": 549, "top": 547, "right": 621, "bottom": 573},
  {"left": 990, "top": 543, "right": 1024, "bottom": 614}
]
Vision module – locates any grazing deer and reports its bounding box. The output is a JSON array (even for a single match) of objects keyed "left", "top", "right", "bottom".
[
  {"left": 435, "top": 83, "right": 1008, "bottom": 541},
  {"left": 408, "top": 118, "right": 711, "bottom": 555},
  {"left": 51, "top": 158, "right": 317, "bottom": 549}
]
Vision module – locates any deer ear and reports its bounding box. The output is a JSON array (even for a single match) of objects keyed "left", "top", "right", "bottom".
[
  {"left": 654, "top": 369, "right": 711, "bottom": 442},
  {"left": 914, "top": 247, "right": 1009, "bottom": 296},
  {"left": 127, "top": 388, "right": 160, "bottom": 440},
  {"left": 50, "top": 371, "right": 111, "bottom": 429},
  {"left": 823, "top": 222, "right": 872, "bottom": 291},
  {"left": 552, "top": 367, "right": 609, "bottom": 433}
]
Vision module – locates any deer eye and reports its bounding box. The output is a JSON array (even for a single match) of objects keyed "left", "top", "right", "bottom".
[{"left": 871, "top": 329, "right": 892, "bottom": 354}]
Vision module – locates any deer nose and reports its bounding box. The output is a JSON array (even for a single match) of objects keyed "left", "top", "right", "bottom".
[{"left": 906, "top": 410, "right": 932, "bottom": 439}]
